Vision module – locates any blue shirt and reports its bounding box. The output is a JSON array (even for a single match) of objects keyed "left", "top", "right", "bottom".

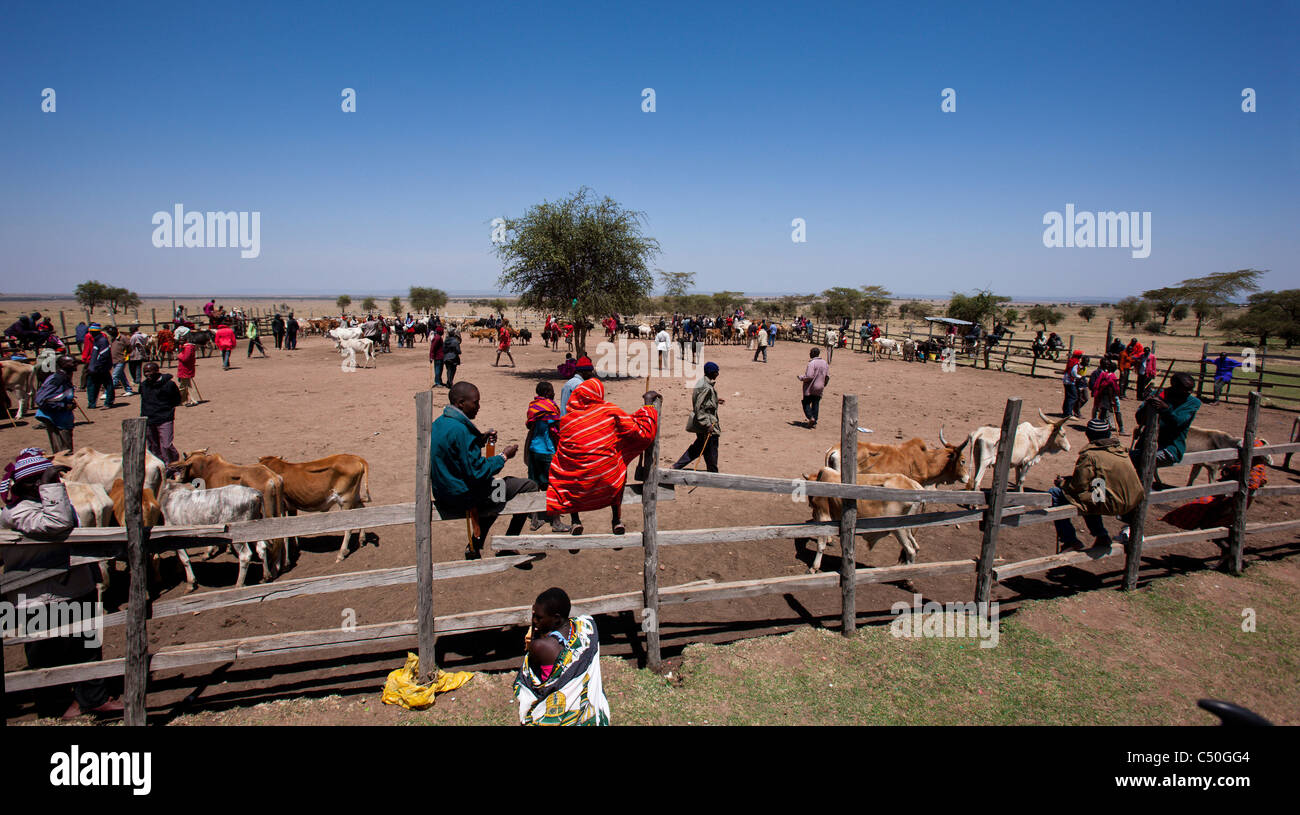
[
  {"left": 559, "top": 374, "right": 585, "bottom": 417},
  {"left": 1205, "top": 356, "right": 1243, "bottom": 383}
]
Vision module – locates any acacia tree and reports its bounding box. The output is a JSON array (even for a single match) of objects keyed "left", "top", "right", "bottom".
[
  {"left": 1142, "top": 286, "right": 1189, "bottom": 326},
  {"left": 1184, "top": 269, "right": 1264, "bottom": 337},
  {"left": 859, "top": 285, "right": 892, "bottom": 320},
  {"left": 75, "top": 280, "right": 112, "bottom": 320},
  {"left": 495, "top": 187, "right": 659, "bottom": 356},
  {"left": 337, "top": 294, "right": 352, "bottom": 312},
  {"left": 103, "top": 287, "right": 142, "bottom": 325},
  {"left": 1027, "top": 305, "right": 1064, "bottom": 329},
  {"left": 1078, "top": 306, "right": 1097, "bottom": 323},
  {"left": 409, "top": 286, "right": 448, "bottom": 313},
  {"left": 659, "top": 270, "right": 695, "bottom": 313},
  {"left": 390, "top": 296, "right": 403, "bottom": 316},
  {"left": 361, "top": 297, "right": 377, "bottom": 312},
  {"left": 1116, "top": 296, "right": 1149, "bottom": 329},
  {"left": 947, "top": 289, "right": 1010, "bottom": 327},
  {"left": 1219, "top": 289, "right": 1300, "bottom": 348}
]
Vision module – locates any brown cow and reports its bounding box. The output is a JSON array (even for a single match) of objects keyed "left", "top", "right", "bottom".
[
  {"left": 257, "top": 454, "right": 372, "bottom": 562},
  {"left": 824, "top": 429, "right": 970, "bottom": 488},
  {"left": 109, "top": 478, "right": 166, "bottom": 585},
  {"left": 169, "top": 450, "right": 290, "bottom": 577},
  {"left": 802, "top": 468, "right": 927, "bottom": 573}
]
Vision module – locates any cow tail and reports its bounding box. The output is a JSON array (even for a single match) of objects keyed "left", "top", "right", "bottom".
[{"left": 362, "top": 460, "right": 372, "bottom": 503}]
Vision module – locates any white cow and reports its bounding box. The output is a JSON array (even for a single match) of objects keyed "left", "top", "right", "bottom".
[
  {"left": 156, "top": 480, "right": 272, "bottom": 591},
  {"left": 51, "top": 448, "right": 165, "bottom": 496},
  {"left": 637, "top": 324, "right": 652, "bottom": 339},
  {"left": 872, "top": 337, "right": 901, "bottom": 359},
  {"left": 339, "top": 338, "right": 376, "bottom": 370},
  {"left": 965, "top": 409, "right": 1071, "bottom": 491},
  {"left": 328, "top": 326, "right": 363, "bottom": 345}
]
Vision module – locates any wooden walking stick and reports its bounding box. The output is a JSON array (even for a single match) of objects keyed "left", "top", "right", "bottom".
[
  {"left": 74, "top": 401, "right": 93, "bottom": 424},
  {"left": 190, "top": 377, "right": 204, "bottom": 402},
  {"left": 466, "top": 435, "right": 496, "bottom": 556}
]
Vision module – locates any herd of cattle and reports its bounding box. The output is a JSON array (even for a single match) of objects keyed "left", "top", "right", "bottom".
[
  {"left": 799, "top": 416, "right": 1267, "bottom": 574},
  {"left": 44, "top": 447, "right": 370, "bottom": 594}
]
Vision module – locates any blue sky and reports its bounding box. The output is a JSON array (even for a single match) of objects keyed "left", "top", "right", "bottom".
[{"left": 2, "top": 0, "right": 1296, "bottom": 299}]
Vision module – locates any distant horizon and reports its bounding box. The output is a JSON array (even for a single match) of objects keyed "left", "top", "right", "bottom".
[{"left": 0, "top": 291, "right": 1148, "bottom": 305}]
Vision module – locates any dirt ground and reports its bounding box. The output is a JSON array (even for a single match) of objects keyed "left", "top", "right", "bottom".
[{"left": 3, "top": 321, "right": 1298, "bottom": 723}]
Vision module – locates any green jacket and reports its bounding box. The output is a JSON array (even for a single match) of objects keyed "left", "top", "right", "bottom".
[
  {"left": 1061, "top": 437, "right": 1144, "bottom": 516},
  {"left": 428, "top": 405, "right": 505, "bottom": 505},
  {"left": 686, "top": 376, "right": 720, "bottom": 435},
  {"left": 1153, "top": 394, "right": 1201, "bottom": 462}
]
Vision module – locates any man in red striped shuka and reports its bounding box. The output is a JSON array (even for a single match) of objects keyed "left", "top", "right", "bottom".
[{"left": 546, "top": 379, "right": 660, "bottom": 535}]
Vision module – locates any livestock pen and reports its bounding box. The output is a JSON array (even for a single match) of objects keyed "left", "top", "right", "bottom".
[{"left": 2, "top": 391, "right": 1298, "bottom": 724}]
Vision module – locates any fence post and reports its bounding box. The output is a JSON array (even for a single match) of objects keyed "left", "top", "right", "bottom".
[
  {"left": 1105, "top": 319, "right": 1113, "bottom": 350},
  {"left": 414, "top": 389, "right": 436, "bottom": 681},
  {"left": 122, "top": 417, "right": 150, "bottom": 726},
  {"left": 1224, "top": 392, "right": 1262, "bottom": 575},
  {"left": 975, "top": 398, "right": 1021, "bottom": 606},
  {"left": 1197, "top": 342, "right": 1209, "bottom": 400},
  {"left": 641, "top": 394, "right": 664, "bottom": 670},
  {"left": 837, "top": 395, "right": 859, "bottom": 635},
  {"left": 1256, "top": 347, "right": 1266, "bottom": 396},
  {"left": 1123, "top": 416, "right": 1161, "bottom": 591},
  {"left": 1067, "top": 334, "right": 1074, "bottom": 360}
]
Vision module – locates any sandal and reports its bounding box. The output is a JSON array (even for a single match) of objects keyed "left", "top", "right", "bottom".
[
  {"left": 612, "top": 523, "right": 626, "bottom": 535},
  {"left": 570, "top": 524, "right": 584, "bottom": 536}
]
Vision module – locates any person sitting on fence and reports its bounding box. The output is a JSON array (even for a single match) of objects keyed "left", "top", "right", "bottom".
[
  {"left": 1050, "top": 418, "right": 1144, "bottom": 552},
  {"left": 1202, "top": 352, "right": 1244, "bottom": 404},
  {"left": 429, "top": 381, "right": 537, "bottom": 560},
  {"left": 513, "top": 587, "right": 610, "bottom": 726},
  {"left": 1, "top": 447, "right": 123, "bottom": 719},
  {"left": 546, "top": 379, "right": 659, "bottom": 536},
  {"left": 1132, "top": 372, "right": 1201, "bottom": 484}
]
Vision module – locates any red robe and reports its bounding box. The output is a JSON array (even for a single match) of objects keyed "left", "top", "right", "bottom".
[{"left": 546, "top": 379, "right": 658, "bottom": 514}]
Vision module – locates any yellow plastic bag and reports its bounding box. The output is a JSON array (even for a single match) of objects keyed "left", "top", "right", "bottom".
[{"left": 381, "top": 653, "right": 474, "bottom": 710}]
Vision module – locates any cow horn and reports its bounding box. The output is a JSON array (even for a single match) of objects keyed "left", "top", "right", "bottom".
[
  {"left": 938, "top": 426, "right": 949, "bottom": 446},
  {"left": 1037, "top": 408, "right": 1051, "bottom": 424}
]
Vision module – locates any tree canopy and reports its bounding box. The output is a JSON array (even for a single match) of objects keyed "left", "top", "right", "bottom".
[
  {"left": 337, "top": 294, "right": 352, "bottom": 311},
  {"left": 1218, "top": 289, "right": 1300, "bottom": 348},
  {"left": 1028, "top": 305, "right": 1064, "bottom": 329},
  {"left": 1116, "top": 296, "right": 1149, "bottom": 329},
  {"left": 409, "top": 287, "right": 448, "bottom": 313},
  {"left": 495, "top": 187, "right": 659, "bottom": 356},
  {"left": 946, "top": 289, "right": 1010, "bottom": 326}
]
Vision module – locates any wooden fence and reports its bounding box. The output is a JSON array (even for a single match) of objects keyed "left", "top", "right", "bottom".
[{"left": 3, "top": 391, "right": 1299, "bottom": 724}]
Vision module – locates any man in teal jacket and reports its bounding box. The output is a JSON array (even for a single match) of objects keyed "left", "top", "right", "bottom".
[
  {"left": 1132, "top": 372, "right": 1201, "bottom": 482},
  {"left": 429, "top": 381, "right": 537, "bottom": 559}
]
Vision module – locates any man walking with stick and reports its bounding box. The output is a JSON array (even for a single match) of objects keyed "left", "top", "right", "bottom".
[{"left": 672, "top": 361, "right": 722, "bottom": 472}]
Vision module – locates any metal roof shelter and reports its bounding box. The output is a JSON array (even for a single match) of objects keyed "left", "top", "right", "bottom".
[{"left": 924, "top": 315, "right": 973, "bottom": 337}]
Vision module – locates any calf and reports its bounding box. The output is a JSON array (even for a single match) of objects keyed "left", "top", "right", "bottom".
[
  {"left": 871, "top": 337, "right": 901, "bottom": 360},
  {"left": 803, "top": 467, "right": 926, "bottom": 573},
  {"left": 169, "top": 450, "right": 289, "bottom": 575},
  {"left": 338, "top": 338, "right": 375, "bottom": 369},
  {"left": 965, "top": 409, "right": 1071, "bottom": 491},
  {"left": 257, "top": 454, "right": 371, "bottom": 561},
  {"left": 156, "top": 480, "right": 270, "bottom": 591},
  {"left": 1183, "top": 427, "right": 1273, "bottom": 485},
  {"left": 108, "top": 478, "right": 166, "bottom": 584}
]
